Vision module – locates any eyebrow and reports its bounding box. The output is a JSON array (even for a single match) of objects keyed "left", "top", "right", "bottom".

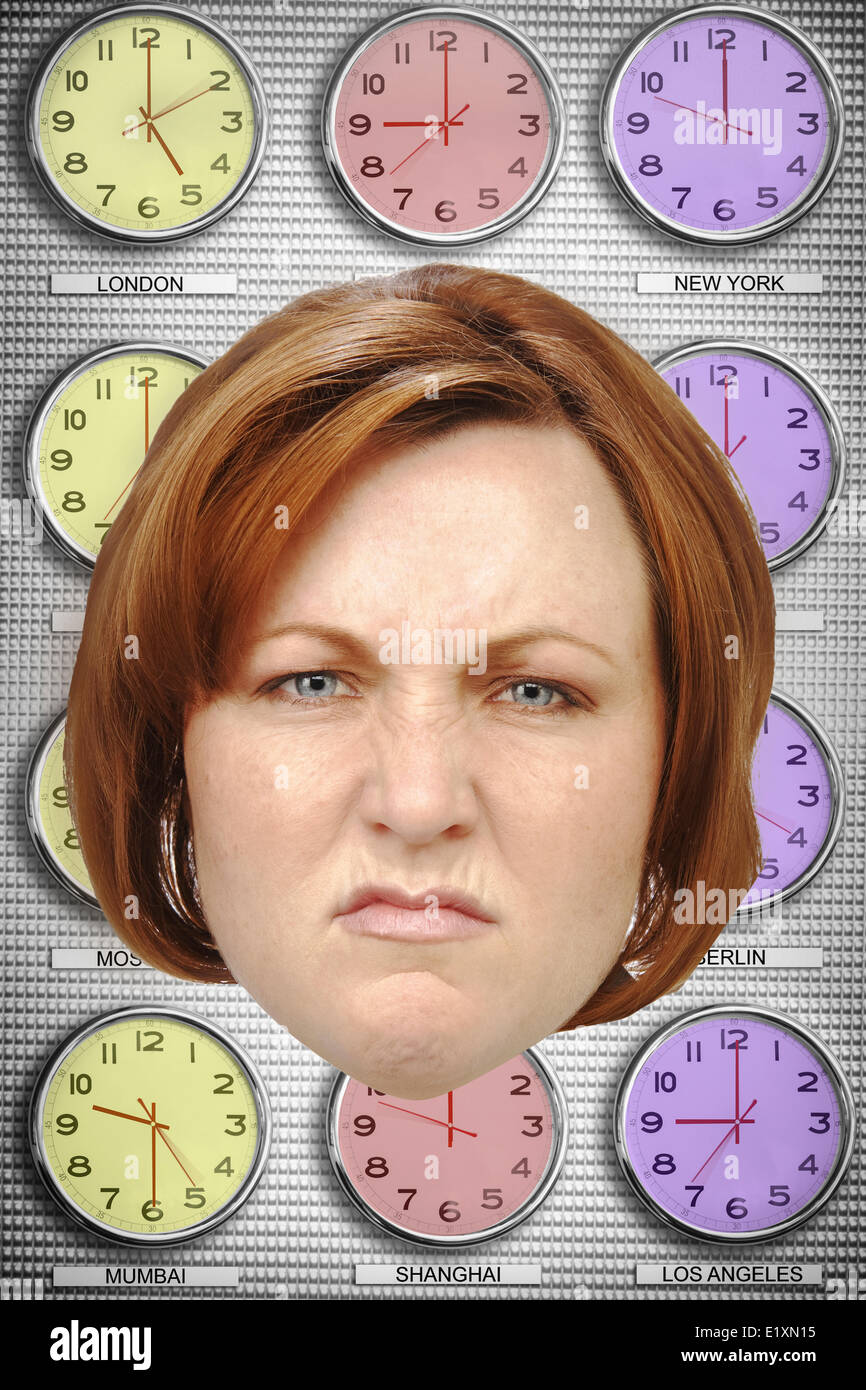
[{"left": 249, "top": 621, "right": 620, "bottom": 670}]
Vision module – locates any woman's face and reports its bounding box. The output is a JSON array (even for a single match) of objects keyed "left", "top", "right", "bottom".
[{"left": 183, "top": 421, "right": 666, "bottom": 1098}]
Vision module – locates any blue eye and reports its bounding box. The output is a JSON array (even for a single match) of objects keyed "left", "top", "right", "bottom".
[
  {"left": 492, "top": 681, "right": 581, "bottom": 711},
  {"left": 292, "top": 673, "right": 339, "bottom": 699}
]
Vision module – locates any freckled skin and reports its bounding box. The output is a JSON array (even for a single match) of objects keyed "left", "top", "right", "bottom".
[{"left": 183, "top": 422, "right": 666, "bottom": 1098}]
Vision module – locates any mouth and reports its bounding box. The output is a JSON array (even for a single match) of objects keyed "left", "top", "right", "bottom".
[{"left": 334, "top": 883, "right": 497, "bottom": 943}]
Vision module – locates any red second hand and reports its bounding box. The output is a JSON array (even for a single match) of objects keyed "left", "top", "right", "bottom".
[
  {"left": 691, "top": 1098, "right": 757, "bottom": 1181},
  {"left": 379, "top": 1100, "right": 477, "bottom": 1138},
  {"left": 722, "top": 38, "right": 729, "bottom": 146}
]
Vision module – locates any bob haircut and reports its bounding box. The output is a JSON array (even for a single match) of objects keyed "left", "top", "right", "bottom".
[{"left": 65, "top": 262, "right": 775, "bottom": 1028}]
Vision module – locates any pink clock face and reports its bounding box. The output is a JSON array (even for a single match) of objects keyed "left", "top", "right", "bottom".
[
  {"left": 327, "top": 11, "right": 559, "bottom": 241},
  {"left": 331, "top": 1052, "right": 562, "bottom": 1243}
]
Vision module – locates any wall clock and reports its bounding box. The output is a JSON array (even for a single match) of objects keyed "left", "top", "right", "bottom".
[
  {"left": 321, "top": 5, "right": 567, "bottom": 245},
  {"left": 600, "top": 4, "right": 844, "bottom": 244},
  {"left": 614, "top": 1004, "right": 855, "bottom": 1242},
  {"left": 654, "top": 339, "right": 846, "bottom": 570},
  {"left": 26, "top": 710, "right": 98, "bottom": 908},
  {"left": 30, "top": 1006, "right": 272, "bottom": 1245},
  {"left": 740, "top": 689, "right": 845, "bottom": 915},
  {"left": 24, "top": 341, "right": 208, "bottom": 568},
  {"left": 326, "top": 1047, "right": 568, "bottom": 1246},
  {"left": 26, "top": 3, "right": 268, "bottom": 242}
]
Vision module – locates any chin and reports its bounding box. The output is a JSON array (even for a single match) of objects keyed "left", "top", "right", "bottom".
[{"left": 328, "top": 970, "right": 500, "bottom": 1101}]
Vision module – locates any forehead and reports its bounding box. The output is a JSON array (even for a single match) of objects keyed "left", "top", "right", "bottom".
[{"left": 254, "top": 421, "right": 654, "bottom": 652}]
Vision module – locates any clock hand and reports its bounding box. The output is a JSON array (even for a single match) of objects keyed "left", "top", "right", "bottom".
[
  {"left": 722, "top": 38, "right": 729, "bottom": 147},
  {"left": 675, "top": 1117, "right": 755, "bottom": 1124},
  {"left": 755, "top": 807, "right": 794, "bottom": 835},
  {"left": 734, "top": 1038, "right": 740, "bottom": 1144},
  {"left": 137, "top": 1099, "right": 158, "bottom": 1208},
  {"left": 389, "top": 103, "right": 470, "bottom": 175},
  {"left": 154, "top": 1127, "right": 199, "bottom": 1186},
  {"left": 123, "top": 82, "right": 214, "bottom": 136},
  {"left": 139, "top": 105, "right": 184, "bottom": 176},
  {"left": 691, "top": 1098, "right": 757, "bottom": 1181},
  {"left": 91, "top": 1103, "right": 170, "bottom": 1130},
  {"left": 145, "top": 37, "right": 152, "bottom": 144},
  {"left": 723, "top": 373, "right": 730, "bottom": 456},
  {"left": 447, "top": 1090, "right": 454, "bottom": 1149},
  {"left": 728, "top": 434, "right": 747, "bottom": 458},
  {"left": 443, "top": 38, "right": 450, "bottom": 149},
  {"left": 653, "top": 95, "right": 753, "bottom": 138},
  {"left": 378, "top": 1100, "right": 477, "bottom": 1138}
]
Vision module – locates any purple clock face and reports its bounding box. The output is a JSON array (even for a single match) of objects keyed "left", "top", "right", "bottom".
[
  {"left": 659, "top": 346, "right": 836, "bottom": 565},
  {"left": 607, "top": 9, "right": 835, "bottom": 238},
  {"left": 620, "top": 1011, "right": 848, "bottom": 1239},
  {"left": 743, "top": 696, "right": 839, "bottom": 910}
]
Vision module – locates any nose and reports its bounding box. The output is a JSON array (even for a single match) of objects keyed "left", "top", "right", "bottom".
[{"left": 357, "top": 699, "right": 480, "bottom": 846}]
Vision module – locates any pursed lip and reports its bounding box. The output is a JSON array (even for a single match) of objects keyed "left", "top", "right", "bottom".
[{"left": 334, "top": 883, "right": 497, "bottom": 941}]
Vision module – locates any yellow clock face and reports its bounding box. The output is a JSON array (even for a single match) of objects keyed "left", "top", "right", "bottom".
[
  {"left": 29, "top": 4, "right": 266, "bottom": 240},
  {"left": 27, "top": 713, "right": 96, "bottom": 906},
  {"left": 32, "top": 1010, "right": 270, "bottom": 1243},
  {"left": 27, "top": 344, "right": 206, "bottom": 566}
]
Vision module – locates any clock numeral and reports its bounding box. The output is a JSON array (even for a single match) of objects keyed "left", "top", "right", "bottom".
[
  {"left": 141, "top": 1199, "right": 164, "bottom": 1222},
  {"left": 725, "top": 1196, "right": 747, "bottom": 1219},
  {"left": 63, "top": 827, "right": 79, "bottom": 850},
  {"left": 214, "top": 1156, "right": 235, "bottom": 1177},
  {"left": 707, "top": 28, "right": 736, "bottom": 50},
  {"left": 67, "top": 1155, "right": 91, "bottom": 1177},
  {"left": 511, "top": 1157, "right": 530, "bottom": 1178},
  {"left": 799, "top": 449, "right": 821, "bottom": 470},
  {"left": 365, "top": 1087, "right": 386, "bottom": 1096},
  {"left": 798, "top": 1153, "right": 818, "bottom": 1174},
  {"left": 786, "top": 743, "right": 808, "bottom": 765},
  {"left": 639, "top": 71, "right": 663, "bottom": 94},
  {"left": 653, "top": 1070, "right": 676, "bottom": 1093},
  {"left": 55, "top": 1113, "right": 78, "bottom": 1135},
  {"left": 507, "top": 156, "right": 528, "bottom": 178},
  {"left": 518, "top": 114, "right": 541, "bottom": 137},
  {"left": 210, "top": 70, "right": 231, "bottom": 92},
  {"left": 652, "top": 1153, "right": 676, "bottom": 1175},
  {"left": 506, "top": 73, "right": 528, "bottom": 95},
  {"left": 768, "top": 1184, "right": 790, "bottom": 1206},
  {"left": 759, "top": 521, "right": 780, "bottom": 544},
  {"left": 224, "top": 1114, "right": 247, "bottom": 1136},
  {"left": 213, "top": 1074, "right": 234, "bottom": 1093},
  {"left": 184, "top": 1187, "right": 206, "bottom": 1208},
  {"left": 51, "top": 784, "right": 69, "bottom": 806},
  {"left": 189, "top": 1042, "right": 196, "bottom": 1063},
  {"left": 686, "top": 1040, "right": 702, "bottom": 1062},
  {"left": 510, "top": 1074, "right": 532, "bottom": 1095},
  {"left": 757, "top": 856, "right": 779, "bottom": 880},
  {"left": 186, "top": 39, "right": 192, "bottom": 60},
  {"left": 481, "top": 1188, "right": 504, "bottom": 1210},
  {"left": 797, "top": 1072, "right": 819, "bottom": 1093},
  {"left": 478, "top": 187, "right": 500, "bottom": 209},
  {"left": 49, "top": 449, "right": 72, "bottom": 471},
  {"left": 361, "top": 72, "right": 385, "bottom": 96},
  {"left": 353, "top": 1114, "right": 375, "bottom": 1136},
  {"left": 100, "top": 1042, "right": 117, "bottom": 1064},
  {"left": 787, "top": 407, "right": 809, "bottom": 429},
  {"left": 720, "top": 1028, "right": 748, "bottom": 1050},
  {"left": 393, "top": 41, "right": 410, "bottom": 63},
  {"left": 135, "top": 1029, "right": 164, "bottom": 1052},
  {"left": 100, "top": 1187, "right": 120, "bottom": 1209},
  {"left": 626, "top": 112, "right": 649, "bottom": 134},
  {"left": 95, "top": 378, "right": 111, "bottom": 401},
  {"left": 673, "top": 375, "right": 690, "bottom": 399},
  {"left": 131, "top": 27, "right": 161, "bottom": 49},
  {"left": 764, "top": 375, "right": 771, "bottom": 397},
  {"left": 685, "top": 1184, "right": 703, "bottom": 1207},
  {"left": 797, "top": 785, "right": 819, "bottom": 807},
  {"left": 786, "top": 155, "right": 807, "bottom": 177},
  {"left": 774, "top": 1041, "right": 781, "bottom": 1061},
  {"left": 797, "top": 114, "right": 820, "bottom": 135},
  {"left": 97, "top": 39, "right": 113, "bottom": 61},
  {"left": 434, "top": 199, "right": 456, "bottom": 222},
  {"left": 788, "top": 490, "right": 808, "bottom": 512},
  {"left": 429, "top": 30, "right": 457, "bottom": 53},
  {"left": 640, "top": 1111, "right": 663, "bottom": 1133},
  {"left": 94, "top": 523, "right": 111, "bottom": 546},
  {"left": 221, "top": 111, "right": 243, "bottom": 133},
  {"left": 672, "top": 40, "right": 689, "bottom": 62},
  {"left": 393, "top": 188, "right": 412, "bottom": 210},
  {"left": 181, "top": 184, "right": 203, "bottom": 205},
  {"left": 786, "top": 72, "right": 807, "bottom": 93},
  {"left": 65, "top": 70, "right": 88, "bottom": 92},
  {"left": 396, "top": 1188, "right": 416, "bottom": 1209},
  {"left": 359, "top": 155, "right": 384, "bottom": 177},
  {"left": 68, "top": 1072, "right": 91, "bottom": 1094},
  {"left": 63, "top": 408, "right": 86, "bottom": 430},
  {"left": 521, "top": 1115, "right": 544, "bottom": 1137},
  {"left": 639, "top": 154, "right": 662, "bottom": 176},
  {"left": 671, "top": 186, "right": 691, "bottom": 208},
  {"left": 365, "top": 1156, "right": 389, "bottom": 1178},
  {"left": 138, "top": 195, "right": 160, "bottom": 220},
  {"left": 348, "top": 114, "right": 371, "bottom": 135},
  {"left": 62, "top": 490, "right": 85, "bottom": 513},
  {"left": 809, "top": 1113, "right": 831, "bottom": 1134},
  {"left": 52, "top": 110, "right": 74, "bottom": 132},
  {"left": 63, "top": 152, "right": 87, "bottom": 175},
  {"left": 438, "top": 1200, "right": 460, "bottom": 1223},
  {"left": 713, "top": 197, "right": 735, "bottom": 222},
  {"left": 96, "top": 184, "right": 116, "bottom": 206}
]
